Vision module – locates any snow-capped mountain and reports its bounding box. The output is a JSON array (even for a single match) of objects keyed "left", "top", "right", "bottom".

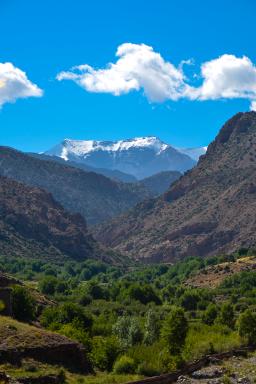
[
  {"left": 175, "top": 146, "right": 208, "bottom": 161},
  {"left": 45, "top": 137, "right": 196, "bottom": 179}
]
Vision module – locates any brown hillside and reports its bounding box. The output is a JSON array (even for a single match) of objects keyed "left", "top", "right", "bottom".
[
  {"left": 94, "top": 112, "right": 256, "bottom": 262},
  {"left": 0, "top": 176, "right": 103, "bottom": 261}
]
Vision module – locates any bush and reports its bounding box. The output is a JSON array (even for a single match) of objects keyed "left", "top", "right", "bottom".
[
  {"left": 90, "top": 336, "right": 120, "bottom": 371},
  {"left": 137, "top": 361, "right": 160, "bottom": 376},
  {"left": 59, "top": 324, "right": 91, "bottom": 349},
  {"left": 39, "top": 276, "right": 58, "bottom": 295},
  {"left": 12, "top": 285, "right": 36, "bottom": 322},
  {"left": 218, "top": 303, "right": 235, "bottom": 329},
  {"left": 238, "top": 309, "right": 256, "bottom": 344},
  {"left": 113, "top": 356, "right": 136, "bottom": 374},
  {"left": 202, "top": 304, "right": 218, "bottom": 325},
  {"left": 40, "top": 303, "right": 93, "bottom": 330},
  {"left": 180, "top": 290, "right": 200, "bottom": 311}
]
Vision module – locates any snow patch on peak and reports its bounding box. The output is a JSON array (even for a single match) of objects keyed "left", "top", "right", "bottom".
[{"left": 51, "top": 136, "right": 169, "bottom": 157}]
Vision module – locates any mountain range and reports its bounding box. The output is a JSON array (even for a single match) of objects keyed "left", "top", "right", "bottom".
[
  {"left": 0, "top": 147, "right": 152, "bottom": 225},
  {"left": 45, "top": 137, "right": 202, "bottom": 179},
  {"left": 94, "top": 112, "right": 256, "bottom": 262}
]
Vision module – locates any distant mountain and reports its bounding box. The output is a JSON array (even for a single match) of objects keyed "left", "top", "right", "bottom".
[
  {"left": 31, "top": 153, "right": 137, "bottom": 183},
  {"left": 175, "top": 146, "right": 207, "bottom": 161},
  {"left": 0, "top": 147, "right": 150, "bottom": 225},
  {"left": 45, "top": 137, "right": 196, "bottom": 179},
  {"left": 0, "top": 176, "right": 102, "bottom": 262},
  {"left": 94, "top": 112, "right": 256, "bottom": 263},
  {"left": 139, "top": 171, "right": 181, "bottom": 196}
]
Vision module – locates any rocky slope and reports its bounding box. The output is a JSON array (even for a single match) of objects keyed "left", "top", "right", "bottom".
[
  {"left": 45, "top": 137, "right": 196, "bottom": 179},
  {"left": 0, "top": 147, "right": 150, "bottom": 225},
  {"left": 94, "top": 112, "right": 256, "bottom": 262},
  {"left": 0, "top": 176, "right": 104, "bottom": 261}
]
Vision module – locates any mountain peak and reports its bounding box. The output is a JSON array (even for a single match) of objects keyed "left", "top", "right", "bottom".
[
  {"left": 214, "top": 111, "right": 256, "bottom": 145},
  {"left": 45, "top": 136, "right": 196, "bottom": 179}
]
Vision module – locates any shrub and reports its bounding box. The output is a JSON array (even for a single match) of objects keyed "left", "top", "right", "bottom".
[
  {"left": 40, "top": 303, "right": 93, "bottom": 330},
  {"left": 90, "top": 336, "right": 120, "bottom": 371},
  {"left": 12, "top": 285, "right": 36, "bottom": 322},
  {"left": 137, "top": 361, "right": 160, "bottom": 376},
  {"left": 113, "top": 356, "right": 136, "bottom": 374},
  {"left": 202, "top": 304, "right": 218, "bottom": 325},
  {"left": 238, "top": 309, "right": 256, "bottom": 344},
  {"left": 59, "top": 324, "right": 91, "bottom": 349},
  {"left": 39, "top": 276, "right": 58, "bottom": 295},
  {"left": 218, "top": 303, "right": 235, "bottom": 329}
]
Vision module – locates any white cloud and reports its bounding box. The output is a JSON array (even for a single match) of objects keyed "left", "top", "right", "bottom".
[
  {"left": 188, "top": 54, "right": 256, "bottom": 101},
  {"left": 57, "top": 44, "right": 256, "bottom": 110},
  {"left": 0, "top": 62, "right": 43, "bottom": 107},
  {"left": 57, "top": 43, "right": 191, "bottom": 102},
  {"left": 250, "top": 100, "right": 256, "bottom": 111}
]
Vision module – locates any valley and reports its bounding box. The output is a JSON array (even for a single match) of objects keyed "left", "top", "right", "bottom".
[{"left": 0, "top": 112, "right": 256, "bottom": 384}]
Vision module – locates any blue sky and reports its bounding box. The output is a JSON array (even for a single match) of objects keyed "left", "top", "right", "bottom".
[{"left": 0, "top": 0, "right": 255, "bottom": 152}]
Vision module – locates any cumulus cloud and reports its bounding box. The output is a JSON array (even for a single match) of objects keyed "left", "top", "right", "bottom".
[
  {"left": 57, "top": 43, "right": 256, "bottom": 110},
  {"left": 188, "top": 54, "right": 256, "bottom": 101},
  {"left": 0, "top": 62, "right": 43, "bottom": 107},
  {"left": 250, "top": 100, "right": 256, "bottom": 111},
  {"left": 57, "top": 43, "right": 192, "bottom": 102}
]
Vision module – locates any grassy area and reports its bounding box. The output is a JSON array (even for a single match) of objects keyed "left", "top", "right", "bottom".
[
  {"left": 0, "top": 359, "right": 142, "bottom": 384},
  {"left": 183, "top": 323, "right": 242, "bottom": 361}
]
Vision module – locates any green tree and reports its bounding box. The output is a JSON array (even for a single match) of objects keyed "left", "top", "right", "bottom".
[
  {"left": 161, "top": 307, "right": 188, "bottom": 355},
  {"left": 128, "top": 284, "right": 161, "bottom": 305},
  {"left": 12, "top": 285, "right": 36, "bottom": 322},
  {"left": 218, "top": 303, "right": 235, "bottom": 329},
  {"left": 238, "top": 309, "right": 256, "bottom": 344},
  {"left": 39, "top": 276, "right": 58, "bottom": 295},
  {"left": 202, "top": 304, "right": 218, "bottom": 325},
  {"left": 113, "top": 316, "right": 143, "bottom": 348},
  {"left": 128, "top": 318, "right": 143, "bottom": 346},
  {"left": 144, "top": 309, "right": 160, "bottom": 345},
  {"left": 180, "top": 290, "right": 200, "bottom": 311}
]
